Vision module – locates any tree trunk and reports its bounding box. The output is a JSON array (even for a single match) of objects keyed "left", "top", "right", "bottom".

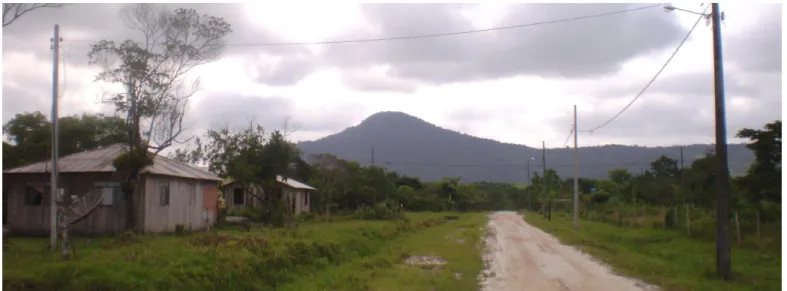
[{"left": 123, "top": 182, "right": 136, "bottom": 231}]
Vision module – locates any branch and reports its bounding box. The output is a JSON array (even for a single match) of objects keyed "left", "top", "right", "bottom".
[{"left": 3, "top": 3, "right": 66, "bottom": 27}]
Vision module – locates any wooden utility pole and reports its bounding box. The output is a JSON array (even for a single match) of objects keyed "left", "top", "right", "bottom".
[
  {"left": 573, "top": 105, "right": 579, "bottom": 230},
  {"left": 711, "top": 3, "right": 732, "bottom": 281},
  {"left": 541, "top": 141, "right": 547, "bottom": 219},
  {"left": 49, "top": 24, "right": 61, "bottom": 251}
]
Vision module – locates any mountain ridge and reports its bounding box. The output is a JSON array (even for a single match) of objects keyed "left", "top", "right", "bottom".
[{"left": 297, "top": 111, "right": 754, "bottom": 182}]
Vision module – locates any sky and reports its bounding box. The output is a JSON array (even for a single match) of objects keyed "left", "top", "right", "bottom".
[{"left": 1, "top": 3, "right": 782, "bottom": 153}]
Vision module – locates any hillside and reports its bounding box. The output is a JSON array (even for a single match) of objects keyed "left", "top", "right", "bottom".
[{"left": 297, "top": 111, "right": 754, "bottom": 182}]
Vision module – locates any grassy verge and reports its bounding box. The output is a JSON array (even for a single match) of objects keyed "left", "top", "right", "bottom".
[
  {"left": 523, "top": 211, "right": 781, "bottom": 291},
  {"left": 3, "top": 212, "right": 447, "bottom": 291},
  {"left": 279, "top": 212, "right": 488, "bottom": 291}
]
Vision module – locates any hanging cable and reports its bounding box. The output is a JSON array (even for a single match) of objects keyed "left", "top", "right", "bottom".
[{"left": 579, "top": 5, "right": 708, "bottom": 133}]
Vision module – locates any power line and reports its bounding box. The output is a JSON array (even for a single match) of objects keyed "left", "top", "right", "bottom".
[
  {"left": 63, "top": 4, "right": 662, "bottom": 48},
  {"left": 562, "top": 125, "right": 574, "bottom": 148},
  {"left": 384, "top": 160, "right": 653, "bottom": 169},
  {"left": 579, "top": 5, "right": 708, "bottom": 134}
]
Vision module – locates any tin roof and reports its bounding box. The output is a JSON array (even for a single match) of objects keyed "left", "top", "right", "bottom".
[
  {"left": 276, "top": 176, "right": 316, "bottom": 190},
  {"left": 222, "top": 176, "right": 316, "bottom": 191},
  {"left": 3, "top": 143, "right": 222, "bottom": 182}
]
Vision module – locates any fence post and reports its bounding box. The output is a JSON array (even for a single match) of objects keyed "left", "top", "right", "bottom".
[
  {"left": 685, "top": 204, "right": 691, "bottom": 236},
  {"left": 734, "top": 212, "right": 741, "bottom": 243},
  {"left": 756, "top": 210, "right": 761, "bottom": 239}
]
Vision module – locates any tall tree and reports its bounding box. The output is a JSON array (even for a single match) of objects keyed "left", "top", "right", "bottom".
[{"left": 87, "top": 4, "right": 232, "bottom": 230}]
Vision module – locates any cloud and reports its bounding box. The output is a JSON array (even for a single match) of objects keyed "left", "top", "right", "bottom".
[{"left": 319, "top": 3, "right": 685, "bottom": 89}]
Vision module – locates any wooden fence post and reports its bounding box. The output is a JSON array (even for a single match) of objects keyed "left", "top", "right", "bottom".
[
  {"left": 756, "top": 210, "right": 761, "bottom": 239},
  {"left": 685, "top": 204, "right": 691, "bottom": 236},
  {"left": 734, "top": 212, "right": 741, "bottom": 243}
]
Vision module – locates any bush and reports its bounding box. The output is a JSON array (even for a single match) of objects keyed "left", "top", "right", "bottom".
[{"left": 353, "top": 200, "right": 404, "bottom": 220}]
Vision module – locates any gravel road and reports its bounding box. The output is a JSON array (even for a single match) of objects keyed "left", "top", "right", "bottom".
[{"left": 480, "top": 211, "right": 658, "bottom": 291}]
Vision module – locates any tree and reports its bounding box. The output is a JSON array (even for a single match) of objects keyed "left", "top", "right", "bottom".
[
  {"left": 3, "top": 111, "right": 127, "bottom": 169},
  {"left": 309, "top": 153, "right": 352, "bottom": 220},
  {"left": 3, "top": 3, "right": 66, "bottom": 27},
  {"left": 649, "top": 155, "right": 679, "bottom": 178},
  {"left": 736, "top": 120, "right": 781, "bottom": 204},
  {"left": 202, "top": 124, "right": 300, "bottom": 227},
  {"left": 87, "top": 4, "right": 232, "bottom": 230}
]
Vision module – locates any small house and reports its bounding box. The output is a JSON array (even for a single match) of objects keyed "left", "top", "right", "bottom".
[
  {"left": 3, "top": 143, "right": 223, "bottom": 235},
  {"left": 221, "top": 176, "right": 315, "bottom": 215}
]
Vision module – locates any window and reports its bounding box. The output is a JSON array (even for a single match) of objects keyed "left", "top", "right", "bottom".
[
  {"left": 24, "top": 185, "right": 46, "bottom": 206},
  {"left": 95, "top": 182, "right": 121, "bottom": 206},
  {"left": 233, "top": 188, "right": 244, "bottom": 206},
  {"left": 160, "top": 182, "right": 170, "bottom": 206}
]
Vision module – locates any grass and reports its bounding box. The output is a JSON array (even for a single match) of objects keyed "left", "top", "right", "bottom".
[
  {"left": 2, "top": 212, "right": 452, "bottom": 291},
  {"left": 523, "top": 211, "right": 781, "bottom": 291},
  {"left": 278, "top": 212, "right": 488, "bottom": 291}
]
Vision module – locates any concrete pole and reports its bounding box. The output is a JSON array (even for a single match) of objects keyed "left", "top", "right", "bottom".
[
  {"left": 49, "top": 24, "right": 61, "bottom": 251},
  {"left": 573, "top": 105, "right": 579, "bottom": 230}
]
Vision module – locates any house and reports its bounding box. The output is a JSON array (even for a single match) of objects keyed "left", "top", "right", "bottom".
[
  {"left": 221, "top": 176, "right": 315, "bottom": 215},
  {"left": 3, "top": 143, "right": 223, "bottom": 235}
]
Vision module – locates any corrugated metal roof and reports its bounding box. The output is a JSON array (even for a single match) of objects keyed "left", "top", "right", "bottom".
[
  {"left": 3, "top": 143, "right": 222, "bottom": 182},
  {"left": 276, "top": 176, "right": 316, "bottom": 190},
  {"left": 222, "top": 176, "right": 316, "bottom": 191}
]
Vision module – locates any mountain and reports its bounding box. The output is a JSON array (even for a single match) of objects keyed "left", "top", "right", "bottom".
[{"left": 297, "top": 111, "right": 754, "bottom": 182}]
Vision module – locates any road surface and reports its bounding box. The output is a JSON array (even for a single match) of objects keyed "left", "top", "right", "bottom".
[{"left": 480, "top": 211, "right": 658, "bottom": 291}]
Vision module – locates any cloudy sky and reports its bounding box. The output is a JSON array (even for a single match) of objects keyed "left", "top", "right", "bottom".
[{"left": 2, "top": 3, "right": 782, "bottom": 152}]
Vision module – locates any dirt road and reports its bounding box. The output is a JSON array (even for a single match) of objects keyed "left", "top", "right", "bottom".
[{"left": 480, "top": 211, "right": 658, "bottom": 291}]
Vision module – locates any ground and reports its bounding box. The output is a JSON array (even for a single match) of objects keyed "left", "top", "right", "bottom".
[{"left": 480, "top": 211, "right": 657, "bottom": 291}]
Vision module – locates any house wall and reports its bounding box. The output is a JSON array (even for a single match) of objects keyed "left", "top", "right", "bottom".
[
  {"left": 4, "top": 172, "right": 128, "bottom": 235},
  {"left": 142, "top": 175, "right": 210, "bottom": 233},
  {"left": 222, "top": 182, "right": 312, "bottom": 215}
]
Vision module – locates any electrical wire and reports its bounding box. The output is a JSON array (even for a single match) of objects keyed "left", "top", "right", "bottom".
[
  {"left": 562, "top": 125, "right": 574, "bottom": 148},
  {"left": 383, "top": 160, "right": 653, "bottom": 169},
  {"left": 63, "top": 4, "right": 663, "bottom": 47},
  {"left": 579, "top": 5, "right": 709, "bottom": 134}
]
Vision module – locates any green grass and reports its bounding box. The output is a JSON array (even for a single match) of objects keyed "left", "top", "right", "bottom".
[
  {"left": 278, "top": 212, "right": 488, "bottom": 291},
  {"left": 3, "top": 212, "right": 451, "bottom": 291},
  {"left": 523, "top": 211, "right": 781, "bottom": 291}
]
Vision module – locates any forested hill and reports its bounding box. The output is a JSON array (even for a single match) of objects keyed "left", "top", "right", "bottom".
[{"left": 297, "top": 111, "right": 754, "bottom": 182}]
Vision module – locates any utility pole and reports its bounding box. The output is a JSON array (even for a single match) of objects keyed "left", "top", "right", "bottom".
[
  {"left": 371, "top": 146, "right": 375, "bottom": 166},
  {"left": 526, "top": 158, "right": 531, "bottom": 211},
  {"left": 49, "top": 24, "right": 61, "bottom": 251},
  {"left": 541, "top": 141, "right": 547, "bottom": 219},
  {"left": 711, "top": 3, "right": 732, "bottom": 281},
  {"left": 573, "top": 105, "right": 579, "bottom": 230}
]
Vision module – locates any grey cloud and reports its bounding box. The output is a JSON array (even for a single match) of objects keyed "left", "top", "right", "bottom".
[
  {"left": 340, "top": 69, "right": 420, "bottom": 93},
  {"left": 321, "top": 3, "right": 684, "bottom": 88},
  {"left": 250, "top": 53, "right": 317, "bottom": 86},
  {"left": 187, "top": 94, "right": 358, "bottom": 137},
  {"left": 549, "top": 69, "right": 781, "bottom": 142},
  {"left": 2, "top": 3, "right": 318, "bottom": 82}
]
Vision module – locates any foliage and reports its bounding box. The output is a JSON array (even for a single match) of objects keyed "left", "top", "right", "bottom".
[
  {"left": 2, "top": 111, "right": 127, "bottom": 169},
  {"left": 3, "top": 213, "right": 448, "bottom": 291}
]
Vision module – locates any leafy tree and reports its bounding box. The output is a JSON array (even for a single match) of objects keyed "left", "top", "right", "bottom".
[
  {"left": 202, "top": 124, "right": 299, "bottom": 227},
  {"left": 3, "top": 111, "right": 127, "bottom": 169},
  {"left": 649, "top": 155, "right": 679, "bottom": 178},
  {"left": 87, "top": 4, "right": 232, "bottom": 230},
  {"left": 736, "top": 120, "right": 781, "bottom": 204}
]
